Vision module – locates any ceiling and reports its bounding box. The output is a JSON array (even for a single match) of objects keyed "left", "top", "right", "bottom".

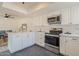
[
  {"left": 2, "top": 2, "right": 49, "bottom": 14},
  {"left": 0, "top": 7, "right": 26, "bottom": 18},
  {"left": 0, "top": 2, "right": 79, "bottom": 18}
]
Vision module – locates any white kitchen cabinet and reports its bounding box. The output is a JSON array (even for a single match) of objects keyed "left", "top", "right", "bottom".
[
  {"left": 61, "top": 6, "right": 79, "bottom": 25},
  {"left": 60, "top": 36, "right": 71, "bottom": 55},
  {"left": 70, "top": 6, "right": 79, "bottom": 24},
  {"left": 8, "top": 32, "right": 45, "bottom": 53},
  {"left": 60, "top": 36, "right": 66, "bottom": 55},
  {"left": 8, "top": 33, "right": 23, "bottom": 53},
  {"left": 22, "top": 33, "right": 28, "bottom": 49},
  {"left": 68, "top": 37, "right": 79, "bottom": 56},
  {"left": 24, "top": 32, "right": 35, "bottom": 48},
  {"left": 61, "top": 8, "right": 71, "bottom": 25},
  {"left": 22, "top": 33, "right": 33, "bottom": 49},
  {"left": 35, "top": 32, "right": 45, "bottom": 47},
  {"left": 60, "top": 35, "right": 79, "bottom": 56},
  {"left": 65, "top": 37, "right": 71, "bottom": 56},
  {"left": 8, "top": 32, "right": 35, "bottom": 53}
]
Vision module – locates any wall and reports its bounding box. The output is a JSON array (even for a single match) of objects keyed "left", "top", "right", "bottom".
[
  {"left": 17, "top": 16, "right": 50, "bottom": 32},
  {"left": 17, "top": 5, "right": 79, "bottom": 34},
  {"left": 1, "top": 4, "right": 79, "bottom": 33},
  {"left": 0, "top": 17, "right": 18, "bottom": 32}
]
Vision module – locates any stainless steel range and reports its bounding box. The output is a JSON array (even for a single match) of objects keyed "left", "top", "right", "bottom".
[{"left": 45, "top": 28, "right": 62, "bottom": 54}]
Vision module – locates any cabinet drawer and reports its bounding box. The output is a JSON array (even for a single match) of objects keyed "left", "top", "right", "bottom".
[
  {"left": 37, "top": 41, "right": 45, "bottom": 47},
  {"left": 37, "top": 38, "right": 45, "bottom": 42}
]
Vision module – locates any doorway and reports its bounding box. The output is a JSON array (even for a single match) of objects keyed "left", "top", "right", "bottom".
[{"left": 0, "top": 31, "right": 8, "bottom": 53}]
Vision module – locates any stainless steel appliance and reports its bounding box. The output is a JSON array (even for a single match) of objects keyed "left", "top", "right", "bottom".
[
  {"left": 47, "top": 15, "right": 61, "bottom": 25},
  {"left": 45, "top": 28, "right": 62, "bottom": 54}
]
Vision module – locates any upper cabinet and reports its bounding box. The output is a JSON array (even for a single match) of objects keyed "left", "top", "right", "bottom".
[
  {"left": 61, "top": 8, "right": 71, "bottom": 25},
  {"left": 71, "top": 6, "right": 79, "bottom": 24},
  {"left": 61, "top": 6, "right": 79, "bottom": 25}
]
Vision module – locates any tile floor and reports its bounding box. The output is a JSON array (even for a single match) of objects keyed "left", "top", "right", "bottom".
[{"left": 0, "top": 45, "right": 58, "bottom": 56}]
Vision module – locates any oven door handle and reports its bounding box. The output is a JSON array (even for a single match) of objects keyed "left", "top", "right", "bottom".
[{"left": 45, "top": 34, "right": 59, "bottom": 37}]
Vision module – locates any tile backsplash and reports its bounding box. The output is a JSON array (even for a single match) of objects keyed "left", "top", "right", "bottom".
[{"left": 63, "top": 25, "right": 79, "bottom": 34}]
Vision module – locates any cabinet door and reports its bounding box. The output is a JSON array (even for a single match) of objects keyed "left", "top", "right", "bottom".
[
  {"left": 8, "top": 34, "right": 13, "bottom": 52},
  {"left": 60, "top": 36, "right": 66, "bottom": 55},
  {"left": 68, "top": 37, "right": 79, "bottom": 56},
  {"left": 22, "top": 33, "right": 29, "bottom": 48},
  {"left": 71, "top": 7, "right": 79, "bottom": 24},
  {"left": 65, "top": 37, "right": 71, "bottom": 56},
  {"left": 22, "top": 32, "right": 35, "bottom": 49},
  {"left": 10, "top": 34, "right": 22, "bottom": 53},
  {"left": 35, "top": 32, "right": 45, "bottom": 47},
  {"left": 61, "top": 8, "right": 71, "bottom": 24},
  {"left": 27, "top": 32, "right": 35, "bottom": 46}
]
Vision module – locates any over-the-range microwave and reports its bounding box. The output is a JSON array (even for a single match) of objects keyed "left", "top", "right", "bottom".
[{"left": 47, "top": 15, "right": 61, "bottom": 25}]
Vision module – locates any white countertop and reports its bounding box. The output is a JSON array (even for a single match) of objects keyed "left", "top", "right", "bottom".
[{"left": 60, "top": 33, "right": 79, "bottom": 37}]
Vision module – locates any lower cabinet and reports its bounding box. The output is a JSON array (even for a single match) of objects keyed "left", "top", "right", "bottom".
[
  {"left": 68, "top": 37, "right": 79, "bottom": 56},
  {"left": 8, "top": 34, "right": 23, "bottom": 53},
  {"left": 8, "top": 32, "right": 35, "bottom": 53},
  {"left": 35, "top": 32, "right": 45, "bottom": 47},
  {"left": 60, "top": 36, "right": 66, "bottom": 55},
  {"left": 22, "top": 32, "right": 35, "bottom": 49},
  {"left": 60, "top": 36, "right": 79, "bottom": 56},
  {"left": 8, "top": 32, "right": 45, "bottom": 53}
]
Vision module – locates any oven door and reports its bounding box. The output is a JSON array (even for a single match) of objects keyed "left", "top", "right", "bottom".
[{"left": 45, "top": 35, "right": 59, "bottom": 47}]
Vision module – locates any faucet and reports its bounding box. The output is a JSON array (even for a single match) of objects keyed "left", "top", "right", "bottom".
[{"left": 64, "top": 32, "right": 71, "bottom": 34}]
